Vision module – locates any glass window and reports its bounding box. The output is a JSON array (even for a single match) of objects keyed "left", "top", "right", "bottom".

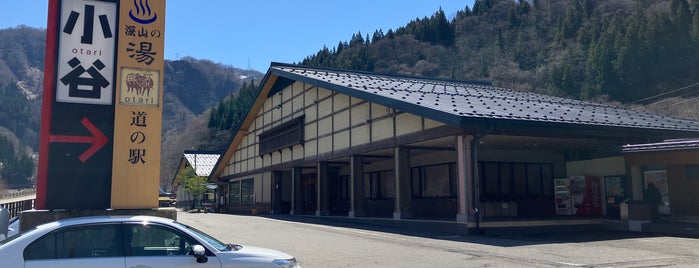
[
  {"left": 423, "top": 165, "right": 452, "bottom": 197},
  {"left": 380, "top": 171, "right": 395, "bottom": 198},
  {"left": 241, "top": 179, "right": 255, "bottom": 204},
  {"left": 229, "top": 181, "right": 241, "bottom": 205},
  {"left": 339, "top": 175, "right": 349, "bottom": 200},
  {"left": 229, "top": 178, "right": 255, "bottom": 205},
  {"left": 541, "top": 165, "right": 553, "bottom": 195},
  {"left": 24, "top": 224, "right": 123, "bottom": 260},
  {"left": 527, "top": 164, "right": 542, "bottom": 195},
  {"left": 411, "top": 168, "right": 421, "bottom": 197},
  {"left": 411, "top": 163, "right": 455, "bottom": 198},
  {"left": 126, "top": 224, "right": 197, "bottom": 256},
  {"left": 479, "top": 162, "right": 554, "bottom": 200},
  {"left": 363, "top": 171, "right": 394, "bottom": 199},
  {"left": 499, "top": 163, "right": 512, "bottom": 196},
  {"left": 258, "top": 116, "right": 305, "bottom": 155},
  {"left": 512, "top": 163, "right": 527, "bottom": 196},
  {"left": 363, "top": 173, "right": 372, "bottom": 198},
  {"left": 172, "top": 222, "right": 228, "bottom": 252},
  {"left": 483, "top": 162, "right": 500, "bottom": 197}
]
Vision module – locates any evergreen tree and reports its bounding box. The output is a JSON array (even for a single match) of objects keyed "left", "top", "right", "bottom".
[
  {"left": 371, "top": 29, "right": 384, "bottom": 43},
  {"left": 0, "top": 136, "right": 33, "bottom": 187},
  {"left": 584, "top": 17, "right": 622, "bottom": 99},
  {"left": 472, "top": 0, "right": 496, "bottom": 16},
  {"left": 349, "top": 32, "right": 365, "bottom": 47},
  {"left": 208, "top": 80, "right": 258, "bottom": 131},
  {"left": 557, "top": 0, "right": 584, "bottom": 40},
  {"left": 613, "top": 9, "right": 649, "bottom": 100},
  {"left": 691, "top": 11, "right": 699, "bottom": 43}
]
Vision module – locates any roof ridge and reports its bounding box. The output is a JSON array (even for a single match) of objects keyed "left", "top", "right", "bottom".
[{"left": 270, "top": 62, "right": 492, "bottom": 86}]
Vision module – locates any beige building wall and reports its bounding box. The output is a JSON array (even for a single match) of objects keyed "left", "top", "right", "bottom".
[
  {"left": 221, "top": 81, "right": 448, "bottom": 203},
  {"left": 566, "top": 157, "right": 626, "bottom": 178}
]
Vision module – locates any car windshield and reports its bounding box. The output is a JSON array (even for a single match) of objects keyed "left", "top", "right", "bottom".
[{"left": 173, "top": 221, "right": 230, "bottom": 251}]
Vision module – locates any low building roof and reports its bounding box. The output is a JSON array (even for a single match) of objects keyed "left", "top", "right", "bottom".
[
  {"left": 622, "top": 139, "right": 699, "bottom": 153},
  {"left": 183, "top": 150, "right": 220, "bottom": 177}
]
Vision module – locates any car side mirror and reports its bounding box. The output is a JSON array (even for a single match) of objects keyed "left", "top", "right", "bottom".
[{"left": 192, "top": 245, "right": 208, "bottom": 263}]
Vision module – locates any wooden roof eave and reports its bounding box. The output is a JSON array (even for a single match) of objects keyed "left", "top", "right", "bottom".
[
  {"left": 268, "top": 67, "right": 464, "bottom": 127},
  {"left": 209, "top": 72, "right": 279, "bottom": 182},
  {"left": 459, "top": 116, "right": 699, "bottom": 141},
  {"left": 171, "top": 155, "right": 188, "bottom": 187}
]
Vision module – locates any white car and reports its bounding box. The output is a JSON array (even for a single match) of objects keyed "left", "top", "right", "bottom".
[{"left": 0, "top": 215, "right": 299, "bottom": 268}]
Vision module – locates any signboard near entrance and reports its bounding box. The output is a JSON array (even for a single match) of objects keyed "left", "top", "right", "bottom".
[
  {"left": 110, "top": 0, "right": 166, "bottom": 209},
  {"left": 37, "top": 0, "right": 165, "bottom": 210},
  {"left": 37, "top": 0, "right": 118, "bottom": 209},
  {"left": 56, "top": 0, "right": 116, "bottom": 105}
]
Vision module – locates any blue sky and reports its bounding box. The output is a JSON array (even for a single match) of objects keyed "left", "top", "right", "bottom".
[{"left": 0, "top": 0, "right": 474, "bottom": 72}]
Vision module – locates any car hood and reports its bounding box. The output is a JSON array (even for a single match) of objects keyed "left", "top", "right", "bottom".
[{"left": 218, "top": 244, "right": 294, "bottom": 260}]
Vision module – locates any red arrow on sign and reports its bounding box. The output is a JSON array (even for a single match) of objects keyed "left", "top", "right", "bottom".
[{"left": 49, "top": 117, "right": 109, "bottom": 162}]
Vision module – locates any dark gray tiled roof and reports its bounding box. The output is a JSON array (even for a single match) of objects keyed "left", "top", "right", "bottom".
[
  {"left": 622, "top": 139, "right": 699, "bottom": 153},
  {"left": 268, "top": 63, "right": 699, "bottom": 135}
]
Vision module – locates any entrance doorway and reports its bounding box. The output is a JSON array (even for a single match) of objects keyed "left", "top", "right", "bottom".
[
  {"left": 301, "top": 173, "right": 317, "bottom": 214},
  {"left": 327, "top": 170, "right": 350, "bottom": 215}
]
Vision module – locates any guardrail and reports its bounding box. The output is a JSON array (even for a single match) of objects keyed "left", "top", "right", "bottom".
[
  {"left": 0, "top": 190, "right": 36, "bottom": 218},
  {"left": 0, "top": 198, "right": 34, "bottom": 218}
]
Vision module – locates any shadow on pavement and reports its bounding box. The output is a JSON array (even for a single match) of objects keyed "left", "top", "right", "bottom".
[{"left": 257, "top": 214, "right": 662, "bottom": 247}]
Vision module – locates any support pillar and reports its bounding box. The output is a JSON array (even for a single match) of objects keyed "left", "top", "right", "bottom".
[
  {"left": 393, "top": 147, "right": 413, "bottom": 220},
  {"left": 630, "top": 165, "right": 643, "bottom": 201},
  {"left": 316, "top": 162, "right": 329, "bottom": 216},
  {"left": 290, "top": 167, "right": 303, "bottom": 215},
  {"left": 349, "top": 155, "right": 365, "bottom": 218},
  {"left": 456, "top": 135, "right": 475, "bottom": 223}
]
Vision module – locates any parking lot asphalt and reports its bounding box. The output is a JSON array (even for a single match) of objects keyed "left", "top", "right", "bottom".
[{"left": 177, "top": 211, "right": 699, "bottom": 268}]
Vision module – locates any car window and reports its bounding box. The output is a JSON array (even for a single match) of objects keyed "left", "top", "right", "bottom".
[
  {"left": 24, "top": 224, "right": 124, "bottom": 260},
  {"left": 173, "top": 221, "right": 229, "bottom": 252},
  {"left": 125, "top": 223, "right": 196, "bottom": 256},
  {"left": 0, "top": 225, "right": 33, "bottom": 246}
]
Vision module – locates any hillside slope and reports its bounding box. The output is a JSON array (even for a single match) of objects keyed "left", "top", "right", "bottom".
[
  {"left": 302, "top": 0, "right": 699, "bottom": 105},
  {"left": 0, "top": 26, "right": 263, "bottom": 187}
]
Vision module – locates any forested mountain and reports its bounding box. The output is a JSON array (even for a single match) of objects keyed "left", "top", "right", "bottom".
[
  {"left": 0, "top": 26, "right": 263, "bottom": 189},
  {"left": 206, "top": 0, "right": 699, "bottom": 166},
  {"left": 0, "top": 26, "right": 44, "bottom": 188},
  {"left": 3, "top": 0, "right": 699, "bottom": 189},
  {"left": 207, "top": 0, "right": 699, "bottom": 169},
  {"left": 301, "top": 0, "right": 699, "bottom": 104}
]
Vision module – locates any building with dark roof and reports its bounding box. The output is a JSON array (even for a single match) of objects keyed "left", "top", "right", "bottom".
[
  {"left": 622, "top": 139, "right": 699, "bottom": 227},
  {"left": 209, "top": 63, "right": 699, "bottom": 234}
]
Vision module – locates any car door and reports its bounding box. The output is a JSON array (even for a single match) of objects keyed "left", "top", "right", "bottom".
[
  {"left": 124, "top": 223, "right": 221, "bottom": 268},
  {"left": 23, "top": 223, "right": 126, "bottom": 268}
]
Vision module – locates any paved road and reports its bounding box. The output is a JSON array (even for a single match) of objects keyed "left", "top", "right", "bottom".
[{"left": 177, "top": 212, "right": 699, "bottom": 268}]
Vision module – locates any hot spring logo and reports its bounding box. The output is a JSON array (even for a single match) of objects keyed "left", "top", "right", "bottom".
[
  {"left": 120, "top": 68, "right": 159, "bottom": 106},
  {"left": 129, "top": 0, "right": 157, "bottom": 24}
]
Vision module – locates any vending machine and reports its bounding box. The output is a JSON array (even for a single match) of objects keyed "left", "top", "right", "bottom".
[
  {"left": 554, "top": 176, "right": 602, "bottom": 216},
  {"left": 570, "top": 175, "right": 602, "bottom": 216},
  {"left": 554, "top": 178, "right": 573, "bottom": 215},
  {"left": 604, "top": 175, "right": 626, "bottom": 219}
]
